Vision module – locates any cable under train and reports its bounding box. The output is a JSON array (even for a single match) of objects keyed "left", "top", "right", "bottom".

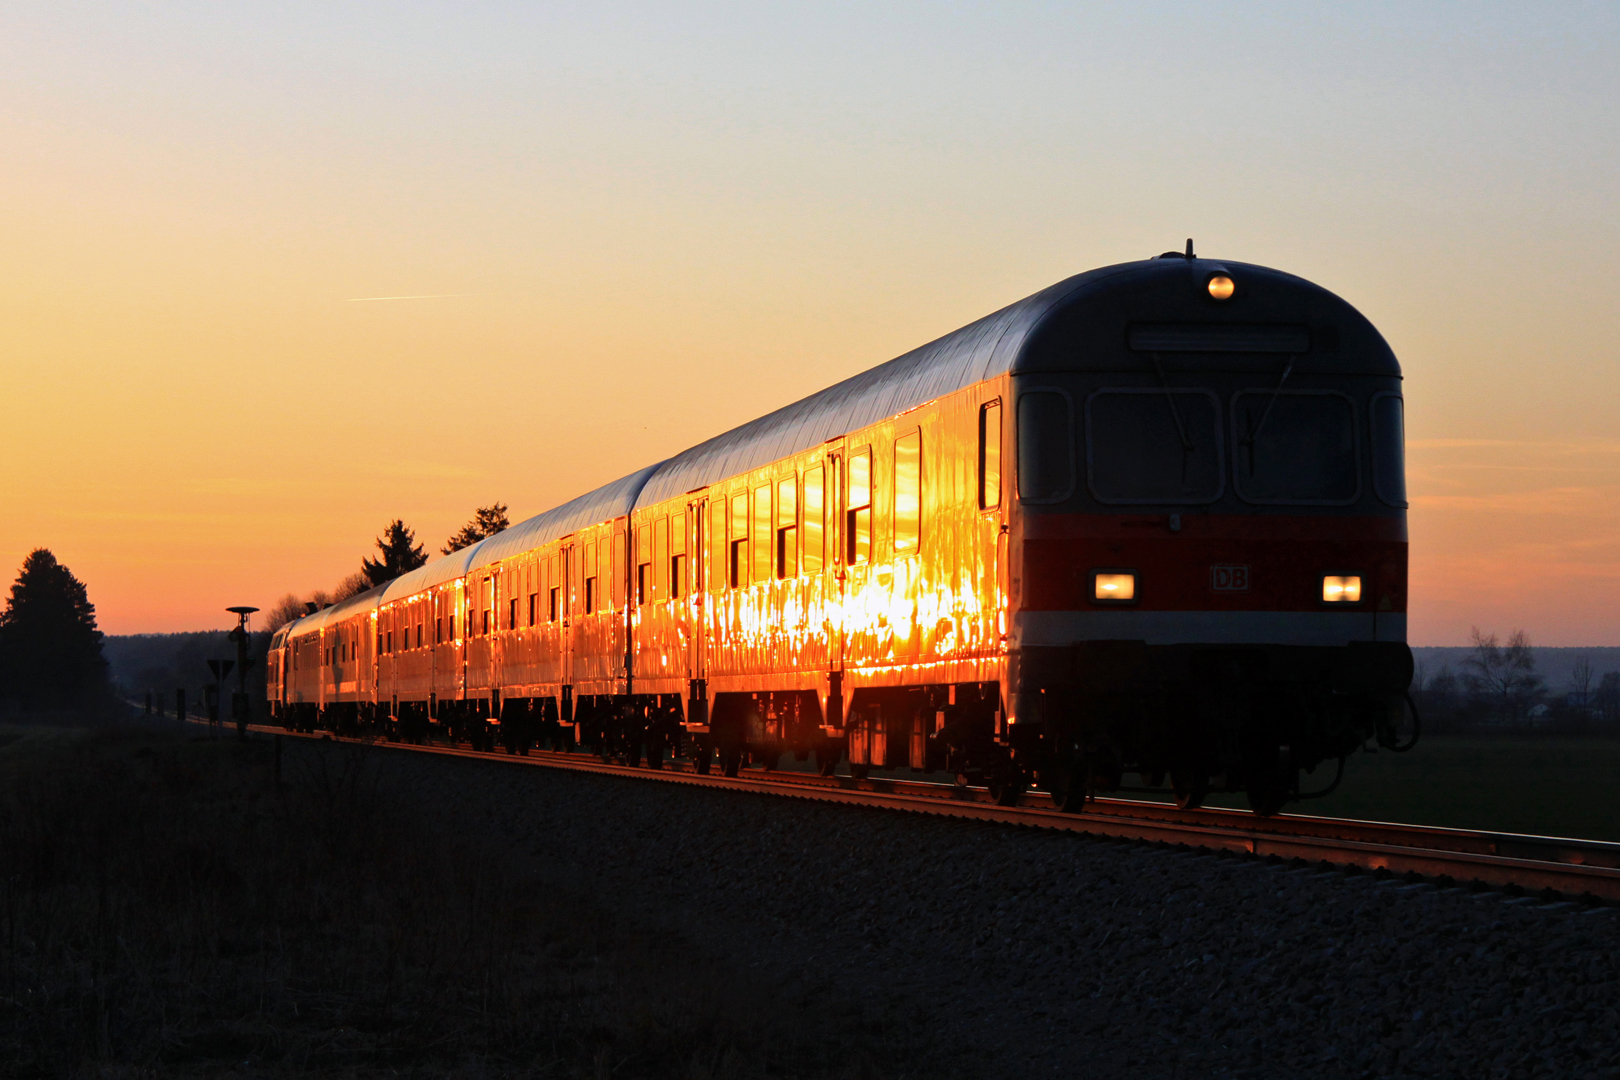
[{"left": 268, "top": 246, "right": 1417, "bottom": 816}]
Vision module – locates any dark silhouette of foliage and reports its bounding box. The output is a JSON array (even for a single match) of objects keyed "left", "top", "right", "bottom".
[
  {"left": 361, "top": 520, "right": 428, "bottom": 587},
  {"left": 0, "top": 548, "right": 109, "bottom": 711},
  {"left": 442, "top": 502, "right": 511, "bottom": 554}
]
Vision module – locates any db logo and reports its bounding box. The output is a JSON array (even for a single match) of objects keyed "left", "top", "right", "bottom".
[{"left": 1211, "top": 565, "right": 1250, "bottom": 591}]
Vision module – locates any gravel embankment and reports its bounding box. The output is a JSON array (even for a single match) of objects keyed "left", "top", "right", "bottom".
[{"left": 286, "top": 738, "right": 1620, "bottom": 1080}]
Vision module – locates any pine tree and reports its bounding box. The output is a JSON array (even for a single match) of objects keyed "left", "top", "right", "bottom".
[
  {"left": 0, "top": 549, "right": 109, "bottom": 711},
  {"left": 361, "top": 520, "right": 429, "bottom": 587},
  {"left": 442, "top": 502, "right": 511, "bottom": 554}
]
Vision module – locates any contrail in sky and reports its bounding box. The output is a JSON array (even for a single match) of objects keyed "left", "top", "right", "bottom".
[{"left": 343, "top": 293, "right": 473, "bottom": 302}]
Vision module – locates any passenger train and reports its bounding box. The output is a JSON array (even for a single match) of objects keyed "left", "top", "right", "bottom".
[{"left": 268, "top": 247, "right": 1415, "bottom": 815}]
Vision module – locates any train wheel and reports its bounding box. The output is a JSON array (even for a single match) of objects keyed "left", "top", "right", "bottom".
[
  {"left": 692, "top": 740, "right": 713, "bottom": 775},
  {"left": 1244, "top": 744, "right": 1292, "bottom": 817},
  {"left": 817, "top": 744, "right": 839, "bottom": 777},
  {"left": 1172, "top": 770, "right": 1207, "bottom": 811},
  {"left": 646, "top": 741, "right": 665, "bottom": 770},
  {"left": 987, "top": 765, "right": 1025, "bottom": 807},
  {"left": 849, "top": 763, "right": 870, "bottom": 780},
  {"left": 1042, "top": 757, "right": 1087, "bottom": 814}
]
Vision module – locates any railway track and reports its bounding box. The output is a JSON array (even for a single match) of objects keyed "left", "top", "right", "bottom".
[{"left": 226, "top": 720, "right": 1620, "bottom": 904}]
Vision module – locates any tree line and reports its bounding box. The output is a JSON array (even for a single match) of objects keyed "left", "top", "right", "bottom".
[
  {"left": 1412, "top": 628, "right": 1620, "bottom": 735},
  {"left": 263, "top": 503, "right": 510, "bottom": 632}
]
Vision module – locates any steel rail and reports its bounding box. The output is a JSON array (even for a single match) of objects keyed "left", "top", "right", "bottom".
[{"left": 230, "top": 721, "right": 1620, "bottom": 902}]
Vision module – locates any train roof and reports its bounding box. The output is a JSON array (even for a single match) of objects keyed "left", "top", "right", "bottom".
[
  {"left": 378, "top": 537, "right": 486, "bottom": 603},
  {"left": 284, "top": 583, "right": 386, "bottom": 641},
  {"left": 635, "top": 256, "right": 1393, "bottom": 505},
  {"left": 467, "top": 463, "right": 665, "bottom": 572},
  {"left": 635, "top": 271, "right": 1088, "bottom": 506},
  {"left": 369, "top": 463, "right": 668, "bottom": 598}
]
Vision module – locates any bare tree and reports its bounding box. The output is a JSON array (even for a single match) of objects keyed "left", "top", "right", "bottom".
[
  {"left": 1596, "top": 672, "right": 1620, "bottom": 726},
  {"left": 263, "top": 593, "right": 307, "bottom": 634},
  {"left": 1462, "top": 627, "right": 1545, "bottom": 728},
  {"left": 1571, "top": 656, "right": 1594, "bottom": 709},
  {"left": 333, "top": 571, "right": 372, "bottom": 602}
]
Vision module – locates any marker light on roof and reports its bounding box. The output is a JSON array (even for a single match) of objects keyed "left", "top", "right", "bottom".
[{"left": 1207, "top": 274, "right": 1235, "bottom": 301}]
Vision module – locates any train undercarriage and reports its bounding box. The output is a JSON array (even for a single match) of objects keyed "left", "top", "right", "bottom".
[{"left": 272, "top": 640, "right": 1415, "bottom": 817}]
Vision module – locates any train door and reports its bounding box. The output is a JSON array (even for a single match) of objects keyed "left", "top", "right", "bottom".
[
  {"left": 560, "top": 542, "right": 575, "bottom": 719},
  {"left": 686, "top": 496, "right": 707, "bottom": 719},
  {"left": 824, "top": 438, "right": 847, "bottom": 725}
]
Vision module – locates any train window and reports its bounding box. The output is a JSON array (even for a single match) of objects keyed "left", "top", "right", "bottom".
[
  {"left": 584, "top": 544, "right": 598, "bottom": 614},
  {"left": 846, "top": 450, "right": 872, "bottom": 564},
  {"left": 710, "top": 500, "right": 727, "bottom": 594},
  {"left": 979, "top": 401, "right": 1002, "bottom": 509},
  {"left": 636, "top": 524, "right": 652, "bottom": 605},
  {"left": 776, "top": 476, "right": 797, "bottom": 578},
  {"left": 608, "top": 535, "right": 622, "bottom": 610},
  {"left": 654, "top": 515, "right": 669, "bottom": 601},
  {"left": 436, "top": 616, "right": 442, "bottom": 643},
  {"left": 670, "top": 510, "right": 687, "bottom": 599},
  {"left": 752, "top": 484, "right": 772, "bottom": 585},
  {"left": 386, "top": 630, "right": 394, "bottom": 653},
  {"left": 729, "top": 492, "right": 748, "bottom": 589},
  {"left": 894, "top": 431, "right": 921, "bottom": 555},
  {"left": 803, "top": 466, "right": 824, "bottom": 574},
  {"left": 1086, "top": 389, "right": 1223, "bottom": 504},
  {"left": 1017, "top": 390, "right": 1075, "bottom": 503},
  {"left": 549, "top": 587, "right": 559, "bottom": 622},
  {"left": 417, "top": 621, "right": 423, "bottom": 647},
  {"left": 1372, "top": 393, "right": 1407, "bottom": 508},
  {"left": 1232, "top": 390, "right": 1359, "bottom": 505},
  {"left": 528, "top": 592, "right": 537, "bottom": 625},
  {"left": 508, "top": 598, "right": 517, "bottom": 631}
]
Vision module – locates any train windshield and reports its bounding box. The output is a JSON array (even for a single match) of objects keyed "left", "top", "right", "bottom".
[
  {"left": 1232, "top": 391, "right": 1358, "bottom": 504},
  {"left": 1371, "top": 393, "right": 1406, "bottom": 507},
  {"left": 1086, "top": 389, "right": 1223, "bottom": 504}
]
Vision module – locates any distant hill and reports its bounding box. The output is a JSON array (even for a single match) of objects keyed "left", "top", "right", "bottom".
[{"left": 1412, "top": 646, "right": 1620, "bottom": 693}]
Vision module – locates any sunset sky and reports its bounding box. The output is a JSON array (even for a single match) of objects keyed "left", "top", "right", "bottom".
[{"left": 2, "top": 3, "right": 1617, "bottom": 644}]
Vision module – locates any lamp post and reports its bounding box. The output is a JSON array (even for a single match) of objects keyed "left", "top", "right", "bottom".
[{"left": 226, "top": 606, "right": 259, "bottom": 740}]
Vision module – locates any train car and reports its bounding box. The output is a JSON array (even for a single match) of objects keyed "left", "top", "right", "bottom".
[{"left": 270, "top": 247, "right": 1413, "bottom": 815}]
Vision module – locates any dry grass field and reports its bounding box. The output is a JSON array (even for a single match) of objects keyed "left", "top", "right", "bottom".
[
  {"left": 1142, "top": 736, "right": 1620, "bottom": 842},
  {"left": 0, "top": 723, "right": 891, "bottom": 1079}
]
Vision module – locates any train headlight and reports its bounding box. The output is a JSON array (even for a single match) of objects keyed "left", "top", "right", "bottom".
[
  {"left": 1207, "top": 274, "right": 1235, "bottom": 301},
  {"left": 1322, "top": 575, "right": 1362, "bottom": 603},
  {"left": 1092, "top": 571, "right": 1137, "bottom": 604}
]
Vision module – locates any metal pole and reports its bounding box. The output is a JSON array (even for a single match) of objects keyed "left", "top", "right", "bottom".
[{"left": 226, "top": 606, "right": 259, "bottom": 741}]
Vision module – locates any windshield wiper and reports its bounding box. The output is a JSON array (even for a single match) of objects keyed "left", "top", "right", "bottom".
[
  {"left": 1149, "top": 352, "right": 1200, "bottom": 494},
  {"left": 1240, "top": 355, "right": 1295, "bottom": 474},
  {"left": 1150, "top": 352, "right": 1194, "bottom": 454}
]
